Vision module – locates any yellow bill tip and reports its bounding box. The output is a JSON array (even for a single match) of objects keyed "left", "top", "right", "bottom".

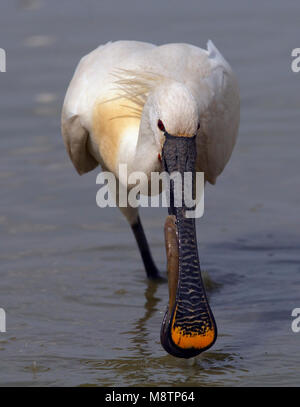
[
  {"left": 170, "top": 305, "right": 216, "bottom": 351},
  {"left": 171, "top": 325, "right": 216, "bottom": 350}
]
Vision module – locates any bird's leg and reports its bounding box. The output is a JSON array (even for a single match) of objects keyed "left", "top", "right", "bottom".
[
  {"left": 131, "top": 216, "right": 161, "bottom": 280},
  {"left": 106, "top": 171, "right": 161, "bottom": 280}
]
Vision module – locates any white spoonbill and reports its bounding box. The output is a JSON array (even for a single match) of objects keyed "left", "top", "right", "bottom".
[{"left": 61, "top": 40, "right": 240, "bottom": 358}]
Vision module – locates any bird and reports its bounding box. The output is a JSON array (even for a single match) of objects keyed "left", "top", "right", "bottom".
[{"left": 61, "top": 40, "right": 240, "bottom": 358}]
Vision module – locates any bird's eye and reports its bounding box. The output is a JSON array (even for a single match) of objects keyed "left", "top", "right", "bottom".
[
  {"left": 157, "top": 119, "right": 165, "bottom": 132},
  {"left": 197, "top": 122, "right": 200, "bottom": 131}
]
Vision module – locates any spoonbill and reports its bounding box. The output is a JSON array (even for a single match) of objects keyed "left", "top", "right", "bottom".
[{"left": 61, "top": 40, "right": 240, "bottom": 358}]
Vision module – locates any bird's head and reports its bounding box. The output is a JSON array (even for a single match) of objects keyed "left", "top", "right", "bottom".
[{"left": 145, "top": 81, "right": 200, "bottom": 147}]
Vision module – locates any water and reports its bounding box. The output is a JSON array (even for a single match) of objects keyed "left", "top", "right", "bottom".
[{"left": 0, "top": 0, "right": 300, "bottom": 386}]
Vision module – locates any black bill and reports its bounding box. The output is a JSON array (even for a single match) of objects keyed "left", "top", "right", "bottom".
[{"left": 160, "top": 133, "right": 217, "bottom": 358}]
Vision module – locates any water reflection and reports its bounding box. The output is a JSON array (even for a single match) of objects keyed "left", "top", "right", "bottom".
[
  {"left": 134, "top": 280, "right": 164, "bottom": 355},
  {"left": 95, "top": 275, "right": 243, "bottom": 385}
]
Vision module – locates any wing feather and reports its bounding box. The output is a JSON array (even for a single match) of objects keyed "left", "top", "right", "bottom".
[{"left": 61, "top": 112, "right": 98, "bottom": 175}]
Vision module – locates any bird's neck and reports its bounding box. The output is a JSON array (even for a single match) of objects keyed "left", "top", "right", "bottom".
[{"left": 131, "top": 113, "right": 161, "bottom": 177}]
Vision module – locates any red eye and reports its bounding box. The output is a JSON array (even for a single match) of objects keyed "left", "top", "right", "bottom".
[{"left": 157, "top": 119, "right": 165, "bottom": 132}]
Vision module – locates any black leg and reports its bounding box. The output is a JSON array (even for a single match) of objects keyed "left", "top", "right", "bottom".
[{"left": 131, "top": 216, "right": 160, "bottom": 279}]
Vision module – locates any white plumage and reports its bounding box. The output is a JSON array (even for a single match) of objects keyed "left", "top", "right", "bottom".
[{"left": 62, "top": 40, "right": 240, "bottom": 224}]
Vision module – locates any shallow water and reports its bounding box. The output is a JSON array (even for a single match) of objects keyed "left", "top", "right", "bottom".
[{"left": 0, "top": 0, "right": 300, "bottom": 386}]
